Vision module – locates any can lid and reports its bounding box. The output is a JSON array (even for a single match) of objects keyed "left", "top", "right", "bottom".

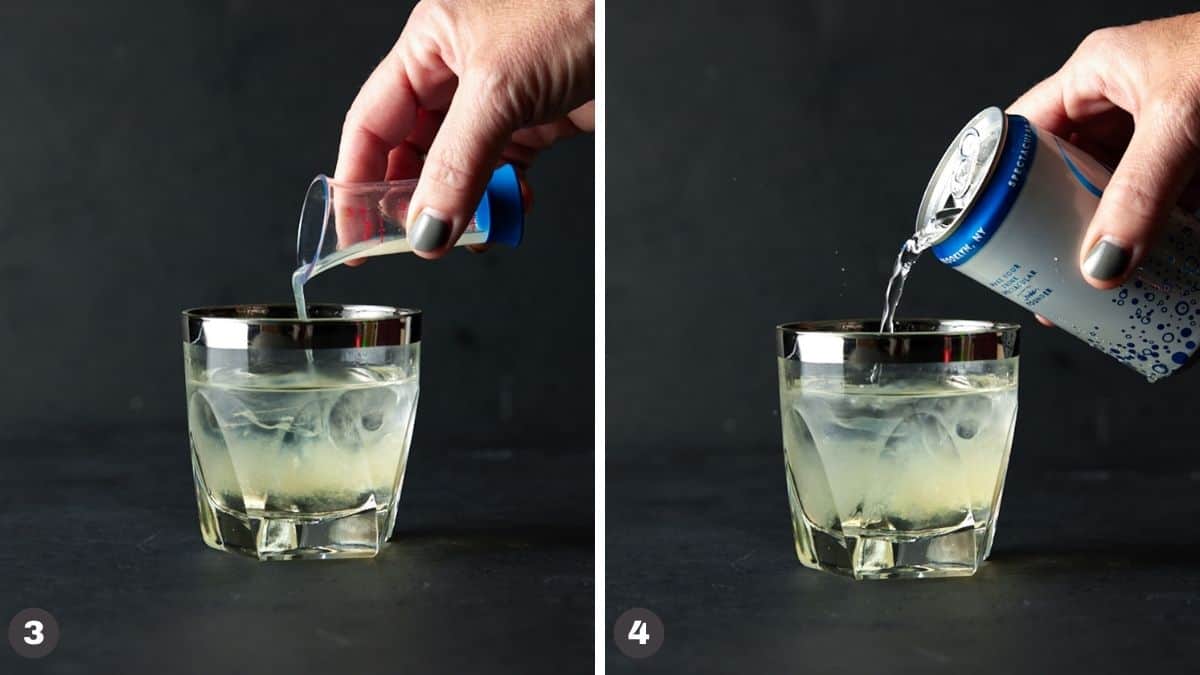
[
  {"left": 476, "top": 163, "right": 525, "bottom": 247},
  {"left": 915, "top": 106, "right": 1007, "bottom": 247}
]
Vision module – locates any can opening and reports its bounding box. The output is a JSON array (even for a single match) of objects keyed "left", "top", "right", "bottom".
[{"left": 914, "top": 107, "right": 1007, "bottom": 248}]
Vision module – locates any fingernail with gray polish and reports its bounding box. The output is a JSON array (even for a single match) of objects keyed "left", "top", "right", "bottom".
[
  {"left": 411, "top": 211, "right": 450, "bottom": 252},
  {"left": 1082, "top": 238, "right": 1131, "bottom": 280}
]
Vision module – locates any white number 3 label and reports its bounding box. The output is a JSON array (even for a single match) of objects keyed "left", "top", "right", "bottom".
[
  {"left": 627, "top": 619, "right": 650, "bottom": 645},
  {"left": 23, "top": 620, "right": 45, "bottom": 646},
  {"left": 9, "top": 608, "right": 59, "bottom": 657}
]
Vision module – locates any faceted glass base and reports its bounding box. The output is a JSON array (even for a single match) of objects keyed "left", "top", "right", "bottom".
[
  {"left": 790, "top": 507, "right": 993, "bottom": 580},
  {"left": 195, "top": 486, "right": 394, "bottom": 561}
]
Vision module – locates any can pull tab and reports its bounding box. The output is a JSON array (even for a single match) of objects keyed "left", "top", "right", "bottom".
[
  {"left": 915, "top": 106, "right": 1007, "bottom": 248},
  {"left": 950, "top": 128, "right": 982, "bottom": 201},
  {"left": 933, "top": 203, "right": 964, "bottom": 225}
]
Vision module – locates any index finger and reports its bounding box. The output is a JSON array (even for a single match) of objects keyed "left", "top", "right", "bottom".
[
  {"left": 1008, "top": 34, "right": 1134, "bottom": 141},
  {"left": 330, "top": 50, "right": 422, "bottom": 261},
  {"left": 335, "top": 51, "right": 420, "bottom": 184},
  {"left": 1007, "top": 72, "right": 1074, "bottom": 137}
]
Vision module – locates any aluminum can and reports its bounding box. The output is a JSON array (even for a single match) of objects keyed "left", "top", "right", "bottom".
[{"left": 921, "top": 106, "right": 1200, "bottom": 381}]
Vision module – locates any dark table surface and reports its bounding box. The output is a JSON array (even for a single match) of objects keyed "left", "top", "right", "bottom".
[
  {"left": 607, "top": 447, "right": 1200, "bottom": 674},
  {"left": 0, "top": 430, "right": 593, "bottom": 674}
]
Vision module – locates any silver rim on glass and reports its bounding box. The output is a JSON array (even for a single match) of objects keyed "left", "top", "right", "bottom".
[
  {"left": 182, "top": 304, "right": 421, "bottom": 350},
  {"left": 777, "top": 318, "right": 1020, "bottom": 365}
]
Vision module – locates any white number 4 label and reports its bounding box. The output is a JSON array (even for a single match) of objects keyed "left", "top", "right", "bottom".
[{"left": 627, "top": 619, "right": 650, "bottom": 645}]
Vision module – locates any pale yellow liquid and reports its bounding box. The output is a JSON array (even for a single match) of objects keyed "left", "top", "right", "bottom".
[
  {"left": 781, "top": 374, "right": 1018, "bottom": 536},
  {"left": 186, "top": 364, "right": 419, "bottom": 517},
  {"left": 292, "top": 232, "right": 489, "bottom": 319}
]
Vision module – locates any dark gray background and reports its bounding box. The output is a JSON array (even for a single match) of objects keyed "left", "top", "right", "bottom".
[
  {"left": 607, "top": 0, "right": 1200, "bottom": 468},
  {"left": 0, "top": 0, "right": 593, "bottom": 450},
  {"left": 0, "top": 3, "right": 593, "bottom": 673},
  {"left": 608, "top": 2, "right": 1200, "bottom": 673}
]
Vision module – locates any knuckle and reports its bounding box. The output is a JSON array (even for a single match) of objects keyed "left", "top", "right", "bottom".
[
  {"left": 1072, "top": 26, "right": 1134, "bottom": 74},
  {"left": 464, "top": 62, "right": 524, "bottom": 126},
  {"left": 338, "top": 120, "right": 375, "bottom": 156},
  {"left": 1060, "top": 29, "right": 1125, "bottom": 99},
  {"left": 1152, "top": 89, "right": 1200, "bottom": 153},
  {"left": 339, "top": 115, "right": 364, "bottom": 138},
  {"left": 411, "top": 0, "right": 452, "bottom": 25},
  {"left": 469, "top": 45, "right": 521, "bottom": 88},
  {"left": 1078, "top": 26, "right": 1123, "bottom": 55},
  {"left": 422, "top": 152, "right": 475, "bottom": 194},
  {"left": 408, "top": 1, "right": 430, "bottom": 23},
  {"left": 1109, "top": 174, "right": 1161, "bottom": 222},
  {"left": 468, "top": 56, "right": 513, "bottom": 95}
]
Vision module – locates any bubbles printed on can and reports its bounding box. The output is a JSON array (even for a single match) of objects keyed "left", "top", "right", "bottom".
[{"left": 1101, "top": 220, "right": 1200, "bottom": 380}]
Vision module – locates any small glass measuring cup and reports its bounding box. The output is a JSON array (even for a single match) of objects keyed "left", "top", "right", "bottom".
[{"left": 295, "top": 163, "right": 524, "bottom": 285}]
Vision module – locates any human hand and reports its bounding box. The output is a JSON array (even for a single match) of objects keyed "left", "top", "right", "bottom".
[
  {"left": 1008, "top": 12, "right": 1200, "bottom": 289},
  {"left": 335, "top": 0, "right": 594, "bottom": 259}
]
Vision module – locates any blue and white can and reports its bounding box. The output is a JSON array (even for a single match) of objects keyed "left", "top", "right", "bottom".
[{"left": 919, "top": 106, "right": 1200, "bottom": 381}]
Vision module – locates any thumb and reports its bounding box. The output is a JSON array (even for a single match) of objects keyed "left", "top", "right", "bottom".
[
  {"left": 1080, "top": 103, "right": 1200, "bottom": 288},
  {"left": 407, "top": 75, "right": 514, "bottom": 259}
]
